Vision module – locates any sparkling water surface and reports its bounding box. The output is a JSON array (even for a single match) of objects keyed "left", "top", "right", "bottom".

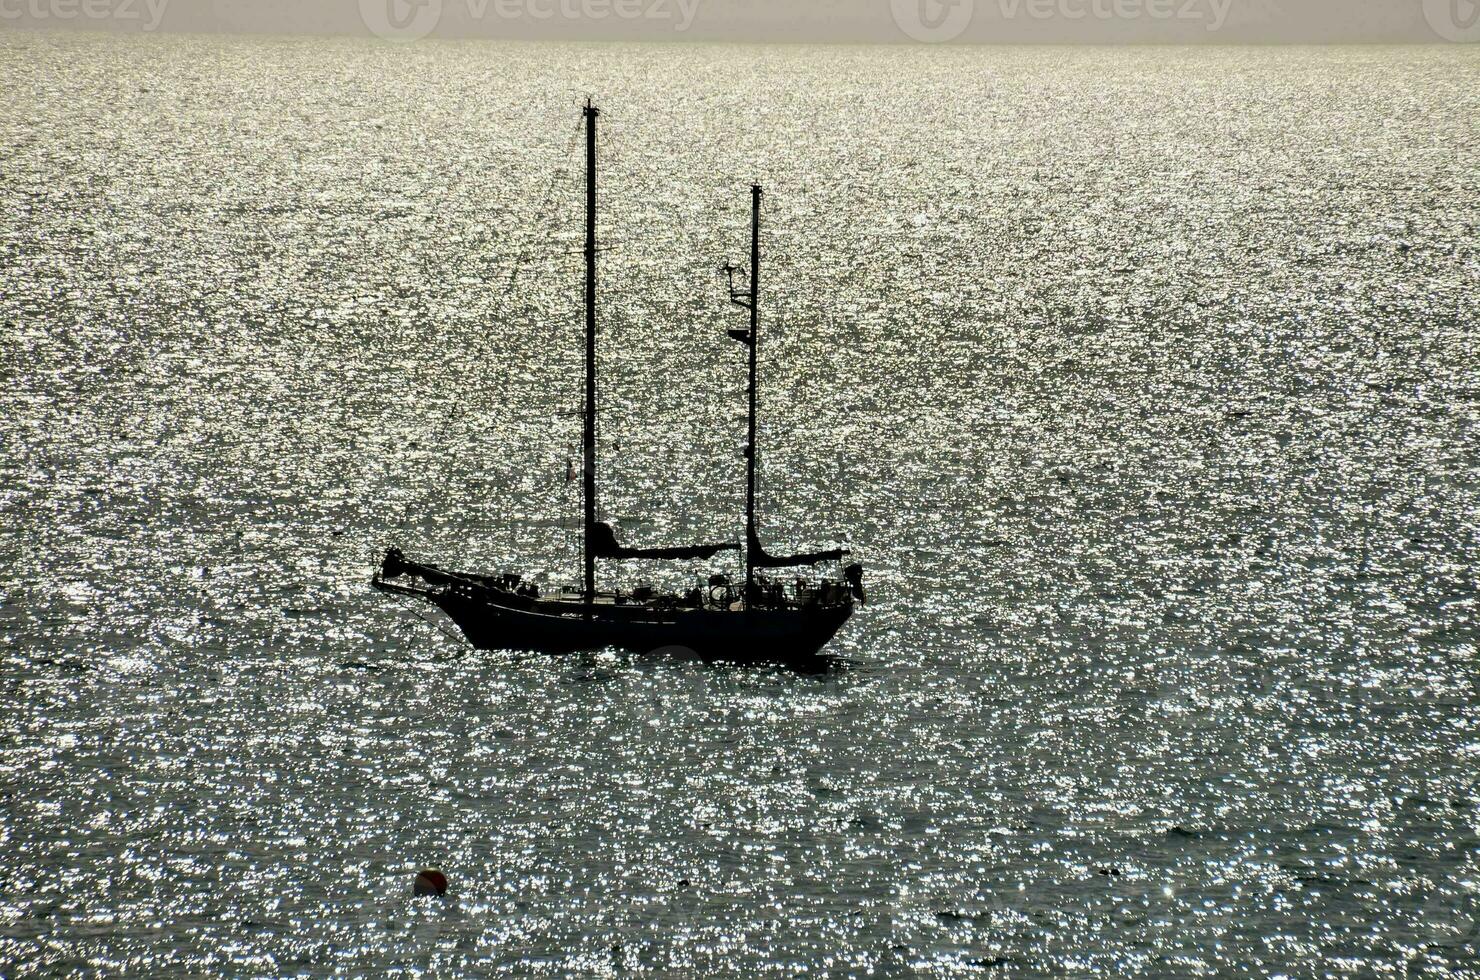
[{"left": 2, "top": 31, "right": 1478, "bottom": 976}]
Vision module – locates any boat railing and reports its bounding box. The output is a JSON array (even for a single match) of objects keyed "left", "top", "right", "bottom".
[{"left": 747, "top": 575, "right": 851, "bottom": 611}]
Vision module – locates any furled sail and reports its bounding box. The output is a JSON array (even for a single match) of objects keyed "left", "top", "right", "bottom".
[
  {"left": 747, "top": 528, "right": 850, "bottom": 568},
  {"left": 591, "top": 522, "right": 739, "bottom": 561},
  {"left": 380, "top": 548, "right": 460, "bottom": 586}
]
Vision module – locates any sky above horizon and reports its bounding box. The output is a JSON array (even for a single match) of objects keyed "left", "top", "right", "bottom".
[{"left": 1, "top": 0, "right": 1475, "bottom": 43}]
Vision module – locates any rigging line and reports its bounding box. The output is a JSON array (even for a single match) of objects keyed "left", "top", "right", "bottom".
[
  {"left": 387, "top": 112, "right": 585, "bottom": 550},
  {"left": 385, "top": 126, "right": 515, "bottom": 543},
  {"left": 506, "top": 114, "right": 584, "bottom": 294},
  {"left": 490, "top": 244, "right": 614, "bottom": 271},
  {"left": 390, "top": 395, "right": 469, "bottom": 538},
  {"left": 388, "top": 592, "right": 474, "bottom": 654}
]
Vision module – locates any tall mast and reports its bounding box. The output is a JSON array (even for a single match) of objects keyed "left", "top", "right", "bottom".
[
  {"left": 744, "top": 183, "right": 761, "bottom": 601},
  {"left": 582, "top": 101, "right": 599, "bottom": 604}
]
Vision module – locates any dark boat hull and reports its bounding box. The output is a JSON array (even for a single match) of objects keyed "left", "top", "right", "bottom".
[{"left": 432, "top": 590, "right": 853, "bottom": 665}]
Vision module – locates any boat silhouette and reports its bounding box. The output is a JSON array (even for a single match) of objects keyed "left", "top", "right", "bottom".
[{"left": 374, "top": 101, "right": 864, "bottom": 665}]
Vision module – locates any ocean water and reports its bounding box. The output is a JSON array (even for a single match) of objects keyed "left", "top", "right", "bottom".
[{"left": 2, "top": 30, "right": 1477, "bottom": 976}]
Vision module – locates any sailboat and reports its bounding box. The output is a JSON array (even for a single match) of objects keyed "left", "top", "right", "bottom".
[{"left": 373, "top": 101, "right": 864, "bottom": 664}]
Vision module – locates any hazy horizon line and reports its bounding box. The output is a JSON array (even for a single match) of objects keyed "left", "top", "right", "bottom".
[
  {"left": 2, "top": 24, "right": 1473, "bottom": 46},
  {"left": 2, "top": 0, "right": 1474, "bottom": 46}
]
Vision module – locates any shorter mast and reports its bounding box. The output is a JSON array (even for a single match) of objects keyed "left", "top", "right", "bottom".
[{"left": 725, "top": 185, "right": 849, "bottom": 591}]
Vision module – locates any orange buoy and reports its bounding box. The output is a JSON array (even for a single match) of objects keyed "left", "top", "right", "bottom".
[{"left": 413, "top": 869, "right": 448, "bottom": 897}]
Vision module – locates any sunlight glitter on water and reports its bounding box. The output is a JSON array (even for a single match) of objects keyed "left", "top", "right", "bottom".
[{"left": 1, "top": 30, "right": 1478, "bottom": 978}]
